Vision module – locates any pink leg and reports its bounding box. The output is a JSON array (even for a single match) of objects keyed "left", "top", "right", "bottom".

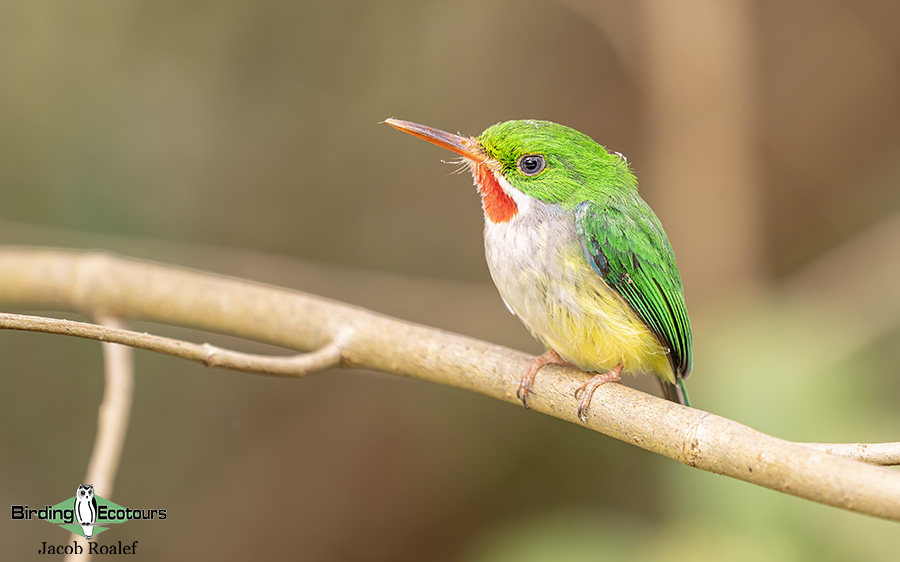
[
  {"left": 574, "top": 363, "right": 623, "bottom": 422},
  {"left": 516, "top": 349, "right": 577, "bottom": 408}
]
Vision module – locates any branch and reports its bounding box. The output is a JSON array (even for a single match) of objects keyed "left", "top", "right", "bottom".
[
  {"left": 4, "top": 311, "right": 898, "bottom": 468},
  {"left": 0, "top": 248, "right": 899, "bottom": 522}
]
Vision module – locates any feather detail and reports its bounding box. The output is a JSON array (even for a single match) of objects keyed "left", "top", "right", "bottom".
[{"left": 575, "top": 199, "right": 693, "bottom": 381}]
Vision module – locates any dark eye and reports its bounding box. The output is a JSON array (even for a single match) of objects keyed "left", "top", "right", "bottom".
[{"left": 517, "top": 154, "right": 546, "bottom": 176}]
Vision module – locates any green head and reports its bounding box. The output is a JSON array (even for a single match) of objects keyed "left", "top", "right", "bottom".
[
  {"left": 385, "top": 118, "right": 636, "bottom": 222},
  {"left": 478, "top": 120, "right": 636, "bottom": 205}
]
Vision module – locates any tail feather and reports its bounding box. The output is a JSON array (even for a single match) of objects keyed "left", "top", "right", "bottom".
[{"left": 659, "top": 378, "right": 690, "bottom": 407}]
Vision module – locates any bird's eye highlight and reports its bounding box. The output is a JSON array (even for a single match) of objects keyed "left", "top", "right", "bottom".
[{"left": 517, "top": 154, "right": 546, "bottom": 176}]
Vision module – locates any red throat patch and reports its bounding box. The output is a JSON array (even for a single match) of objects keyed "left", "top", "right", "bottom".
[{"left": 473, "top": 164, "right": 517, "bottom": 223}]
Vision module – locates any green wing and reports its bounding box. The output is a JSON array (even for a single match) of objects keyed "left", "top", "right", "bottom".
[{"left": 575, "top": 198, "right": 692, "bottom": 378}]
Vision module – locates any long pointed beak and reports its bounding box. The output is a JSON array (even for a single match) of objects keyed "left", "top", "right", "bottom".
[{"left": 385, "top": 118, "right": 486, "bottom": 163}]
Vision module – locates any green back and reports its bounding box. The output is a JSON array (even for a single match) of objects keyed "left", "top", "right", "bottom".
[{"left": 576, "top": 198, "right": 692, "bottom": 377}]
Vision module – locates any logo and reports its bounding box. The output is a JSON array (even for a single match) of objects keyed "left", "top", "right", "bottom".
[
  {"left": 11, "top": 483, "right": 166, "bottom": 555},
  {"left": 74, "top": 484, "right": 98, "bottom": 539}
]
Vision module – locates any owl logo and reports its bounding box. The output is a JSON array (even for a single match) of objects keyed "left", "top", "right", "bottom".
[{"left": 74, "top": 484, "right": 98, "bottom": 540}]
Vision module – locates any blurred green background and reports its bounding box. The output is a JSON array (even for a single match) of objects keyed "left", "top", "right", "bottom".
[{"left": 1, "top": 0, "right": 899, "bottom": 560}]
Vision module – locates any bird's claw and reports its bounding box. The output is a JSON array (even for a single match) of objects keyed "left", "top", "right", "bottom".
[
  {"left": 516, "top": 350, "right": 573, "bottom": 409},
  {"left": 573, "top": 363, "right": 623, "bottom": 423},
  {"left": 576, "top": 404, "right": 589, "bottom": 424},
  {"left": 516, "top": 378, "right": 533, "bottom": 408}
]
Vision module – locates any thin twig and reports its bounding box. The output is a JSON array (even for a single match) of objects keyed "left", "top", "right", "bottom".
[
  {"left": 0, "top": 313, "right": 342, "bottom": 377},
  {"left": 86, "top": 315, "right": 134, "bottom": 495},
  {"left": 65, "top": 315, "right": 134, "bottom": 562},
  {"left": 800, "top": 442, "right": 900, "bottom": 466}
]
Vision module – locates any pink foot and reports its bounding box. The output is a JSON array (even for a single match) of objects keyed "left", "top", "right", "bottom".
[
  {"left": 516, "top": 350, "right": 577, "bottom": 408},
  {"left": 574, "top": 363, "right": 623, "bottom": 422}
]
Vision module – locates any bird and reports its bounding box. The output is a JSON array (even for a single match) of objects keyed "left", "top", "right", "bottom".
[
  {"left": 74, "top": 484, "right": 98, "bottom": 540},
  {"left": 385, "top": 118, "right": 692, "bottom": 421}
]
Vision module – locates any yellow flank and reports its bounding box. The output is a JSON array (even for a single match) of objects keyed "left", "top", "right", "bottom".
[{"left": 530, "top": 251, "right": 675, "bottom": 384}]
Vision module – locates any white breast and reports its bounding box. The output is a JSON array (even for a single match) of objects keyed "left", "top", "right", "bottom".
[{"left": 481, "top": 177, "right": 584, "bottom": 342}]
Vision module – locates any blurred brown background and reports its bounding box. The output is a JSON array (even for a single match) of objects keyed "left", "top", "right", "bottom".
[{"left": 1, "top": 1, "right": 898, "bottom": 560}]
